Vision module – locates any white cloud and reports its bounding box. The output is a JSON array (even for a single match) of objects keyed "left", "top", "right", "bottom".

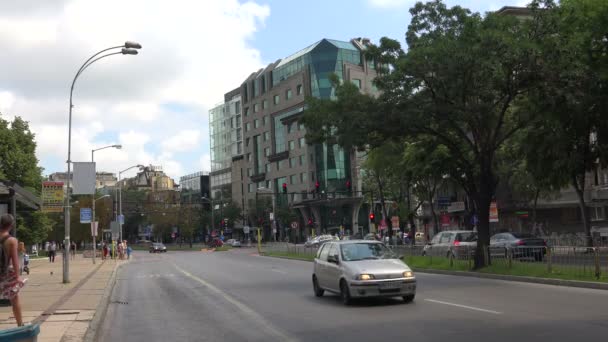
[
  {"left": 162, "top": 129, "right": 201, "bottom": 154},
  {"left": 200, "top": 153, "right": 211, "bottom": 173},
  {"left": 0, "top": 0, "right": 268, "bottom": 181},
  {"left": 367, "top": 0, "right": 412, "bottom": 8}
]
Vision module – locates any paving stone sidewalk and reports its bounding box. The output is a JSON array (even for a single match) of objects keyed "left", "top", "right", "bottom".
[{"left": 0, "top": 253, "right": 126, "bottom": 342}]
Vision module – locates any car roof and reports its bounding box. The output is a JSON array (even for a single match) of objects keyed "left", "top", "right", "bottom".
[
  {"left": 440, "top": 230, "right": 476, "bottom": 233},
  {"left": 329, "top": 240, "right": 383, "bottom": 245}
]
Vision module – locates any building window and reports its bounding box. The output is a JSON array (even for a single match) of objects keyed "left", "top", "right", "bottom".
[
  {"left": 254, "top": 119, "right": 259, "bottom": 129},
  {"left": 289, "top": 140, "right": 295, "bottom": 151},
  {"left": 247, "top": 168, "right": 252, "bottom": 176},
  {"left": 273, "top": 94, "right": 280, "bottom": 105},
  {"left": 289, "top": 157, "right": 296, "bottom": 168},
  {"left": 262, "top": 99, "right": 268, "bottom": 109},
  {"left": 299, "top": 155, "right": 305, "bottom": 166},
  {"left": 265, "top": 163, "right": 271, "bottom": 173},
  {"left": 245, "top": 122, "right": 251, "bottom": 132},
  {"left": 264, "top": 131, "right": 270, "bottom": 142},
  {"left": 298, "top": 122, "right": 304, "bottom": 131},
  {"left": 287, "top": 122, "right": 296, "bottom": 134},
  {"left": 235, "top": 101, "right": 241, "bottom": 114},
  {"left": 253, "top": 103, "right": 259, "bottom": 113},
  {"left": 286, "top": 89, "right": 292, "bottom": 100},
  {"left": 300, "top": 172, "right": 307, "bottom": 183},
  {"left": 265, "top": 147, "right": 271, "bottom": 157},
  {"left": 237, "top": 142, "right": 242, "bottom": 154},
  {"left": 247, "top": 153, "right": 251, "bottom": 162},
  {"left": 591, "top": 207, "right": 606, "bottom": 221},
  {"left": 297, "top": 84, "right": 303, "bottom": 95},
  {"left": 246, "top": 137, "right": 250, "bottom": 147},
  {"left": 299, "top": 137, "right": 305, "bottom": 148},
  {"left": 262, "top": 116, "right": 267, "bottom": 126},
  {"left": 290, "top": 174, "right": 297, "bottom": 185},
  {"left": 266, "top": 180, "right": 272, "bottom": 189},
  {"left": 244, "top": 107, "right": 249, "bottom": 117},
  {"left": 352, "top": 78, "right": 362, "bottom": 89},
  {"left": 248, "top": 183, "right": 254, "bottom": 193}
]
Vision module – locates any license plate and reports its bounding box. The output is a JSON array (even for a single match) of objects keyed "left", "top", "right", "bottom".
[{"left": 378, "top": 282, "right": 401, "bottom": 290}]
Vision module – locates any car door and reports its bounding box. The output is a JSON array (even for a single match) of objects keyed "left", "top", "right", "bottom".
[
  {"left": 315, "top": 244, "right": 331, "bottom": 289},
  {"left": 325, "top": 243, "right": 342, "bottom": 292},
  {"left": 426, "top": 233, "right": 442, "bottom": 255}
]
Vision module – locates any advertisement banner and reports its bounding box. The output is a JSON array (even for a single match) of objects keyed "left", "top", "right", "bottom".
[
  {"left": 80, "top": 208, "right": 92, "bottom": 223},
  {"left": 72, "top": 162, "right": 96, "bottom": 195},
  {"left": 379, "top": 219, "right": 388, "bottom": 231},
  {"left": 490, "top": 201, "right": 499, "bottom": 222},
  {"left": 91, "top": 222, "right": 98, "bottom": 237},
  {"left": 440, "top": 213, "right": 451, "bottom": 227},
  {"left": 42, "top": 181, "right": 64, "bottom": 213},
  {"left": 391, "top": 216, "right": 400, "bottom": 230},
  {"left": 447, "top": 201, "right": 465, "bottom": 213}
]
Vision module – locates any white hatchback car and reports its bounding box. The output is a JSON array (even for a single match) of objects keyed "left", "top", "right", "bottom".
[{"left": 312, "top": 241, "right": 416, "bottom": 305}]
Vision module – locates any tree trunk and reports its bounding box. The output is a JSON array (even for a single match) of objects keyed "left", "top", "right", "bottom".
[
  {"left": 532, "top": 188, "right": 540, "bottom": 232},
  {"left": 474, "top": 166, "right": 494, "bottom": 269},
  {"left": 375, "top": 172, "right": 390, "bottom": 239},
  {"left": 572, "top": 174, "right": 592, "bottom": 247},
  {"left": 428, "top": 181, "right": 439, "bottom": 239}
]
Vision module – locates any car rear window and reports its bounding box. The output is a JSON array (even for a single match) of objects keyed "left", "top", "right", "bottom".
[
  {"left": 455, "top": 232, "right": 477, "bottom": 242},
  {"left": 511, "top": 233, "right": 534, "bottom": 239}
]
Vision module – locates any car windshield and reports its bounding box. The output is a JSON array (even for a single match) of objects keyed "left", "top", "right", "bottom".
[{"left": 340, "top": 243, "right": 396, "bottom": 261}]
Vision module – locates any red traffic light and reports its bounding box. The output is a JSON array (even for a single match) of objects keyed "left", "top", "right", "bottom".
[
  {"left": 307, "top": 218, "right": 313, "bottom": 226},
  {"left": 282, "top": 183, "right": 287, "bottom": 193},
  {"left": 346, "top": 180, "right": 351, "bottom": 190},
  {"left": 369, "top": 213, "right": 375, "bottom": 221}
]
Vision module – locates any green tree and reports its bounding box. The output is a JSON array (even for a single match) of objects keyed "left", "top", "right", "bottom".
[
  {"left": 521, "top": 0, "right": 608, "bottom": 246},
  {"left": 303, "top": 1, "right": 542, "bottom": 267},
  {"left": 0, "top": 115, "right": 43, "bottom": 190}
]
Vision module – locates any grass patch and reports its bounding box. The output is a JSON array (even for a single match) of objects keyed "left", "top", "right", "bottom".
[
  {"left": 404, "top": 256, "right": 608, "bottom": 283},
  {"left": 213, "top": 246, "right": 233, "bottom": 252},
  {"left": 263, "top": 251, "right": 315, "bottom": 262}
]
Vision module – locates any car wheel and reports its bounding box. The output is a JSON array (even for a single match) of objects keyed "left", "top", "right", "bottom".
[
  {"left": 340, "top": 280, "right": 351, "bottom": 306},
  {"left": 403, "top": 294, "right": 415, "bottom": 303},
  {"left": 312, "top": 275, "right": 324, "bottom": 297}
]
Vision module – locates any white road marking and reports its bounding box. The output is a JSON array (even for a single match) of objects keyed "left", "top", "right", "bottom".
[
  {"left": 271, "top": 269, "right": 287, "bottom": 274},
  {"left": 424, "top": 299, "right": 502, "bottom": 315},
  {"left": 172, "top": 263, "right": 297, "bottom": 342}
]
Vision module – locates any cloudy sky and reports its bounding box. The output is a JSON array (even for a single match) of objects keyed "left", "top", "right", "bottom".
[{"left": 0, "top": 0, "right": 527, "bottom": 182}]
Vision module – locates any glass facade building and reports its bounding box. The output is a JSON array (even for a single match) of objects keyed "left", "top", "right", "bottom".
[{"left": 209, "top": 94, "right": 242, "bottom": 197}]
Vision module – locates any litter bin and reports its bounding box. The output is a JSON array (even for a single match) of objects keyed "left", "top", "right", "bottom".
[{"left": 0, "top": 323, "right": 40, "bottom": 342}]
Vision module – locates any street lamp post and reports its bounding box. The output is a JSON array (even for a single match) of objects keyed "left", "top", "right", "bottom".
[
  {"left": 119, "top": 165, "right": 144, "bottom": 243},
  {"left": 91, "top": 195, "right": 110, "bottom": 264},
  {"left": 91, "top": 145, "right": 121, "bottom": 265},
  {"left": 64, "top": 42, "right": 141, "bottom": 284},
  {"left": 201, "top": 197, "right": 214, "bottom": 240}
]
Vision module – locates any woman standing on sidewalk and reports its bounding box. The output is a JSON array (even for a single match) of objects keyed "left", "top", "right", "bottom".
[{"left": 0, "top": 214, "right": 26, "bottom": 326}]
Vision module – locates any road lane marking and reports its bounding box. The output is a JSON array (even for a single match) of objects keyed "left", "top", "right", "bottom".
[
  {"left": 171, "top": 263, "right": 297, "bottom": 342},
  {"left": 424, "top": 299, "right": 502, "bottom": 315},
  {"left": 271, "top": 268, "right": 287, "bottom": 274}
]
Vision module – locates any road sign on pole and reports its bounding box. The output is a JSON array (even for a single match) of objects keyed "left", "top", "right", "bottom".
[
  {"left": 91, "top": 221, "right": 98, "bottom": 237},
  {"left": 80, "top": 208, "right": 92, "bottom": 223}
]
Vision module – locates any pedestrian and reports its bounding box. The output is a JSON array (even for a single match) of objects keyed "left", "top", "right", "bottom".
[
  {"left": 49, "top": 241, "right": 56, "bottom": 263},
  {"left": 18, "top": 242, "right": 26, "bottom": 275},
  {"left": 0, "top": 214, "right": 26, "bottom": 327},
  {"left": 126, "top": 245, "right": 132, "bottom": 259},
  {"left": 70, "top": 241, "right": 76, "bottom": 260},
  {"left": 117, "top": 242, "right": 124, "bottom": 260},
  {"left": 110, "top": 242, "right": 115, "bottom": 260},
  {"left": 102, "top": 243, "right": 108, "bottom": 260}
]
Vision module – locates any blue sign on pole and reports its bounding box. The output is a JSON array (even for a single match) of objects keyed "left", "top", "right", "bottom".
[
  {"left": 80, "top": 208, "right": 92, "bottom": 224},
  {"left": 118, "top": 215, "right": 124, "bottom": 225}
]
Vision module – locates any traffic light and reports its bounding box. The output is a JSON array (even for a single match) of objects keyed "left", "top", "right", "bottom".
[
  {"left": 307, "top": 218, "right": 313, "bottom": 227},
  {"left": 282, "top": 182, "right": 287, "bottom": 194},
  {"left": 369, "top": 213, "right": 375, "bottom": 222},
  {"left": 345, "top": 180, "right": 351, "bottom": 191},
  {"left": 315, "top": 181, "right": 320, "bottom": 192}
]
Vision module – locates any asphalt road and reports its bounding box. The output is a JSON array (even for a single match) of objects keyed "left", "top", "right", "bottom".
[{"left": 99, "top": 248, "right": 608, "bottom": 342}]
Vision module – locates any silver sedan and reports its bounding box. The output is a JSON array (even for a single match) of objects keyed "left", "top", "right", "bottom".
[{"left": 312, "top": 241, "right": 416, "bottom": 305}]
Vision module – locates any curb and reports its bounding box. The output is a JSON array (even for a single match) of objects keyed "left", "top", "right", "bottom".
[
  {"left": 414, "top": 268, "right": 608, "bottom": 290},
  {"left": 82, "top": 260, "right": 126, "bottom": 342}
]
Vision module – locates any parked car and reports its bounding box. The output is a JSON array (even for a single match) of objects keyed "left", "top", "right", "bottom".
[
  {"left": 363, "top": 234, "right": 379, "bottom": 241},
  {"left": 422, "top": 230, "right": 477, "bottom": 258},
  {"left": 490, "top": 232, "right": 546, "bottom": 261},
  {"left": 305, "top": 235, "right": 335, "bottom": 248},
  {"left": 312, "top": 241, "right": 416, "bottom": 305},
  {"left": 149, "top": 243, "right": 167, "bottom": 253},
  {"left": 226, "top": 239, "right": 241, "bottom": 247}
]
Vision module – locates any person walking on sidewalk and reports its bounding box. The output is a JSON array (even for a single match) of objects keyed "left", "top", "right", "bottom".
[
  {"left": 49, "top": 241, "right": 56, "bottom": 263},
  {"left": 127, "top": 244, "right": 132, "bottom": 259},
  {"left": 17, "top": 242, "right": 26, "bottom": 275},
  {"left": 0, "top": 214, "right": 26, "bottom": 327},
  {"left": 70, "top": 241, "right": 77, "bottom": 260}
]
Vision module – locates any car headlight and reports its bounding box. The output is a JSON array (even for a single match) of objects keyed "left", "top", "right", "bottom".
[
  {"left": 403, "top": 271, "right": 414, "bottom": 278},
  {"left": 356, "top": 274, "right": 375, "bottom": 280}
]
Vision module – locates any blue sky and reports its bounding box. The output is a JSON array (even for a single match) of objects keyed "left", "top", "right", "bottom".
[{"left": 0, "top": 0, "right": 527, "bottom": 182}]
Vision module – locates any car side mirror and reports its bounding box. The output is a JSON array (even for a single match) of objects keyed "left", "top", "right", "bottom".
[{"left": 328, "top": 255, "right": 339, "bottom": 264}]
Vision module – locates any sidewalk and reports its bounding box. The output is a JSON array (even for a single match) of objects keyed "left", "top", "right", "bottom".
[{"left": 0, "top": 253, "right": 126, "bottom": 342}]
